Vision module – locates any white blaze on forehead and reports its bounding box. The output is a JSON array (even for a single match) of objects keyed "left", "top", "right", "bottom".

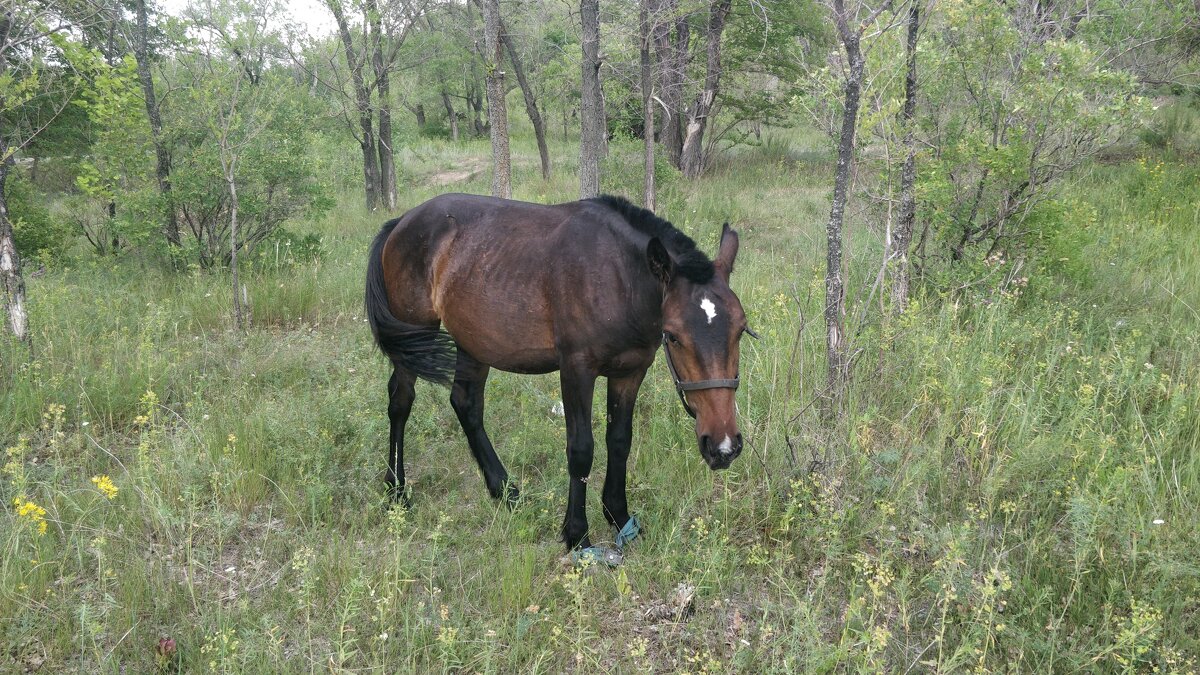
[{"left": 700, "top": 297, "right": 717, "bottom": 324}]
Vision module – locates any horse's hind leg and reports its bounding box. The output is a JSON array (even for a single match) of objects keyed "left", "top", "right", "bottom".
[
  {"left": 450, "top": 350, "right": 519, "bottom": 507},
  {"left": 386, "top": 364, "right": 417, "bottom": 505}
]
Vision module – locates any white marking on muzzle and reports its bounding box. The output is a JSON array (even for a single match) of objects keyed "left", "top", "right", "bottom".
[
  {"left": 700, "top": 297, "right": 717, "bottom": 324},
  {"left": 718, "top": 435, "right": 733, "bottom": 455}
]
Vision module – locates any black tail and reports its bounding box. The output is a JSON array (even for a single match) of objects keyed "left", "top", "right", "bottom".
[{"left": 365, "top": 220, "right": 456, "bottom": 385}]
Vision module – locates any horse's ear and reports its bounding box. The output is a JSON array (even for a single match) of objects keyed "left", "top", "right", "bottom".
[
  {"left": 714, "top": 222, "right": 739, "bottom": 280},
  {"left": 647, "top": 237, "right": 673, "bottom": 284}
]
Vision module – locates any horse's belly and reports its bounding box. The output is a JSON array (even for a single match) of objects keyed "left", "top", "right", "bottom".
[{"left": 437, "top": 290, "right": 559, "bottom": 373}]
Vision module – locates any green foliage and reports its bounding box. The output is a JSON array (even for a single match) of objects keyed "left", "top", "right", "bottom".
[
  {"left": 916, "top": 0, "right": 1146, "bottom": 265},
  {"left": 1139, "top": 95, "right": 1200, "bottom": 152},
  {"left": 7, "top": 172, "right": 72, "bottom": 262},
  {"left": 4, "top": 127, "right": 1198, "bottom": 671},
  {"left": 600, "top": 136, "right": 681, "bottom": 197},
  {"left": 249, "top": 228, "right": 325, "bottom": 271},
  {"left": 718, "top": 0, "right": 825, "bottom": 134},
  {"left": 70, "top": 54, "right": 160, "bottom": 254},
  {"left": 167, "top": 69, "right": 333, "bottom": 268}
]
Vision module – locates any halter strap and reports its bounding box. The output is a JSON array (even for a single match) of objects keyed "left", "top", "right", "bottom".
[{"left": 661, "top": 334, "right": 739, "bottom": 419}]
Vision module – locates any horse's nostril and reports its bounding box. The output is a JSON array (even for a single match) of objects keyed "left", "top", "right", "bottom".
[
  {"left": 700, "top": 435, "right": 711, "bottom": 453},
  {"left": 735, "top": 433, "right": 744, "bottom": 451}
]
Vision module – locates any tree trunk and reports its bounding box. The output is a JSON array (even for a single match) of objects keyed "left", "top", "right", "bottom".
[
  {"left": 467, "top": 81, "right": 486, "bottom": 136},
  {"left": 442, "top": 91, "right": 459, "bottom": 141},
  {"left": 413, "top": 103, "right": 426, "bottom": 129},
  {"left": 227, "top": 173, "right": 244, "bottom": 330},
  {"left": 134, "top": 0, "right": 180, "bottom": 247},
  {"left": 889, "top": 1, "right": 920, "bottom": 313},
  {"left": 502, "top": 22, "right": 550, "bottom": 180},
  {"left": 329, "top": 0, "right": 381, "bottom": 211},
  {"left": 641, "top": 0, "right": 656, "bottom": 210},
  {"left": 823, "top": 23, "right": 865, "bottom": 421},
  {"left": 466, "top": 0, "right": 550, "bottom": 180},
  {"left": 481, "top": 0, "right": 512, "bottom": 198},
  {"left": 652, "top": 0, "right": 687, "bottom": 168},
  {"left": 679, "top": 0, "right": 732, "bottom": 179},
  {"left": 360, "top": 130, "right": 381, "bottom": 211},
  {"left": 579, "top": 0, "right": 603, "bottom": 198},
  {"left": 369, "top": 0, "right": 397, "bottom": 211},
  {"left": 0, "top": 146, "right": 31, "bottom": 348}
]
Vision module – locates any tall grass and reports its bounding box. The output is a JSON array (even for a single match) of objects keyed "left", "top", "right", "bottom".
[{"left": 1, "top": 127, "right": 1197, "bottom": 672}]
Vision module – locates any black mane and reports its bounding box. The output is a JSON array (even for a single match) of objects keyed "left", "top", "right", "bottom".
[{"left": 588, "top": 194, "right": 715, "bottom": 284}]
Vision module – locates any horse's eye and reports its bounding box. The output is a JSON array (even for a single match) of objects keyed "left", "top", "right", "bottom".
[{"left": 665, "top": 331, "right": 680, "bottom": 345}]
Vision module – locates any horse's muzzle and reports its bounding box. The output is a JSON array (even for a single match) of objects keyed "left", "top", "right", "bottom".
[{"left": 700, "top": 433, "right": 743, "bottom": 470}]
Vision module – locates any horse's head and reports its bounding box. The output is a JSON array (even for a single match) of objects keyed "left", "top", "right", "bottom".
[{"left": 649, "top": 223, "right": 751, "bottom": 470}]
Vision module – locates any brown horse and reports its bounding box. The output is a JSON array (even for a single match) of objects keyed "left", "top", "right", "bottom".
[{"left": 365, "top": 193, "right": 750, "bottom": 552}]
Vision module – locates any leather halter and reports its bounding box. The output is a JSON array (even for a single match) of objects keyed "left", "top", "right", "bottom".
[{"left": 661, "top": 333, "right": 740, "bottom": 419}]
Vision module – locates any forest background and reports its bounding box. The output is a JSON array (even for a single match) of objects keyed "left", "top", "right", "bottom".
[{"left": 2, "top": 0, "right": 1199, "bottom": 670}]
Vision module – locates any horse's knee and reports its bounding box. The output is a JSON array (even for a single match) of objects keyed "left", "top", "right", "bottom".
[{"left": 566, "top": 439, "right": 593, "bottom": 478}]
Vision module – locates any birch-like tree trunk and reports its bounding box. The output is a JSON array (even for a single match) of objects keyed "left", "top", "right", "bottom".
[
  {"left": 481, "top": 0, "right": 512, "bottom": 198},
  {"left": 225, "top": 163, "right": 244, "bottom": 329},
  {"left": 0, "top": 142, "right": 30, "bottom": 347},
  {"left": 889, "top": 1, "right": 920, "bottom": 312},
  {"left": 134, "top": 0, "right": 180, "bottom": 247},
  {"left": 679, "top": 0, "right": 732, "bottom": 179},
  {"left": 579, "top": 0, "right": 603, "bottom": 198},
  {"left": 641, "top": 0, "right": 656, "bottom": 210},
  {"left": 823, "top": 1, "right": 867, "bottom": 421},
  {"left": 329, "top": 0, "right": 381, "bottom": 211}
]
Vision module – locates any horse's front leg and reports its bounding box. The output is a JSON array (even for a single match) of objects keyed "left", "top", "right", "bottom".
[
  {"left": 560, "top": 362, "right": 597, "bottom": 551},
  {"left": 602, "top": 370, "right": 646, "bottom": 531}
]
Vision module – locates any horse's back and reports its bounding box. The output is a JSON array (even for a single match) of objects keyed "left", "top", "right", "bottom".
[
  {"left": 381, "top": 194, "right": 600, "bottom": 373},
  {"left": 378, "top": 193, "right": 659, "bottom": 375}
]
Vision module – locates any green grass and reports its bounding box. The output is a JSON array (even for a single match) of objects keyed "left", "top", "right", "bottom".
[{"left": 2, "top": 128, "right": 1198, "bottom": 672}]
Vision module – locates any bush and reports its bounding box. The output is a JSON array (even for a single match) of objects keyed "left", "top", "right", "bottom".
[
  {"left": 168, "top": 80, "right": 334, "bottom": 268},
  {"left": 249, "top": 228, "right": 324, "bottom": 270},
  {"left": 8, "top": 171, "right": 74, "bottom": 262}
]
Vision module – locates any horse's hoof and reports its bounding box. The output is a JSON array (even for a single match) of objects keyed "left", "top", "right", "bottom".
[
  {"left": 504, "top": 484, "right": 520, "bottom": 510},
  {"left": 388, "top": 487, "right": 412, "bottom": 509}
]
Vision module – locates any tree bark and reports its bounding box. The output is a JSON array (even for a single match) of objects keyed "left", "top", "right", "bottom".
[
  {"left": 412, "top": 103, "right": 426, "bottom": 129},
  {"left": 134, "top": 0, "right": 180, "bottom": 247},
  {"left": 329, "top": 0, "right": 381, "bottom": 211},
  {"left": 466, "top": 0, "right": 550, "bottom": 180},
  {"left": 889, "top": 1, "right": 920, "bottom": 313},
  {"left": 442, "top": 90, "right": 459, "bottom": 141},
  {"left": 368, "top": 0, "right": 397, "bottom": 211},
  {"left": 652, "top": 0, "right": 687, "bottom": 168},
  {"left": 679, "top": 0, "right": 732, "bottom": 179},
  {"left": 467, "top": 80, "right": 486, "bottom": 136},
  {"left": 481, "top": 0, "right": 512, "bottom": 198},
  {"left": 0, "top": 142, "right": 31, "bottom": 348},
  {"left": 641, "top": 0, "right": 656, "bottom": 210},
  {"left": 579, "top": 0, "right": 603, "bottom": 198},
  {"left": 823, "top": 9, "right": 866, "bottom": 421},
  {"left": 227, "top": 170, "right": 244, "bottom": 330},
  {"left": 501, "top": 22, "right": 550, "bottom": 180}
]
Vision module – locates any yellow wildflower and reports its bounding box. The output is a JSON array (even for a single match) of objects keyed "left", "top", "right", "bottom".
[
  {"left": 91, "top": 475, "right": 119, "bottom": 500},
  {"left": 13, "top": 497, "right": 48, "bottom": 535}
]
